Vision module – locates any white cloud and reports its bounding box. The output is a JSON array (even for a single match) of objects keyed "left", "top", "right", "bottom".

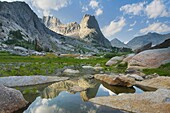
[
  {"left": 95, "top": 8, "right": 103, "bottom": 16},
  {"left": 120, "top": 2, "right": 145, "bottom": 15},
  {"left": 128, "top": 28, "right": 133, "bottom": 31},
  {"left": 88, "top": 0, "right": 103, "bottom": 16},
  {"left": 102, "top": 17, "right": 126, "bottom": 38},
  {"left": 130, "top": 21, "right": 136, "bottom": 27},
  {"left": 31, "top": 0, "right": 71, "bottom": 16},
  {"left": 140, "top": 22, "right": 170, "bottom": 34},
  {"left": 89, "top": 0, "right": 99, "bottom": 9},
  {"left": 1, "top": 0, "right": 71, "bottom": 16},
  {"left": 145, "top": 0, "right": 170, "bottom": 18},
  {"left": 120, "top": 0, "right": 170, "bottom": 19},
  {"left": 82, "top": 6, "right": 88, "bottom": 12}
]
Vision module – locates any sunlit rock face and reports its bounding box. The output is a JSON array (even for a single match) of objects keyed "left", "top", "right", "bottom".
[
  {"left": 43, "top": 16, "right": 80, "bottom": 37},
  {"left": 79, "top": 14, "right": 111, "bottom": 48},
  {"left": 43, "top": 14, "right": 112, "bottom": 48}
]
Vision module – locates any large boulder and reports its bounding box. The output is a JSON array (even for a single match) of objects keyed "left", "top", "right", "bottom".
[
  {"left": 0, "top": 85, "right": 28, "bottom": 113},
  {"left": 106, "top": 56, "right": 125, "bottom": 66},
  {"left": 136, "top": 76, "right": 170, "bottom": 90},
  {"left": 128, "top": 48, "right": 170, "bottom": 69},
  {"left": 94, "top": 74, "right": 135, "bottom": 87},
  {"left": 122, "top": 53, "right": 135, "bottom": 63},
  {"left": 90, "top": 89, "right": 170, "bottom": 113}
]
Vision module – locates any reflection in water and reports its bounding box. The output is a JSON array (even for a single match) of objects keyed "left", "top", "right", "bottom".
[
  {"left": 24, "top": 92, "right": 124, "bottom": 113},
  {"left": 24, "top": 79, "right": 143, "bottom": 113}
]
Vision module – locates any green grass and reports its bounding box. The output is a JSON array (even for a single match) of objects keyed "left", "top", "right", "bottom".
[
  {"left": 0, "top": 51, "right": 129, "bottom": 76},
  {"left": 143, "top": 63, "right": 170, "bottom": 76}
]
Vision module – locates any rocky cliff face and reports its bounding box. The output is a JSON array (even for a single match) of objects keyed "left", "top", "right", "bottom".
[
  {"left": 0, "top": 1, "right": 58, "bottom": 51},
  {"left": 127, "top": 32, "right": 170, "bottom": 50},
  {"left": 43, "top": 14, "right": 112, "bottom": 48},
  {"left": 110, "top": 38, "right": 129, "bottom": 48},
  {"left": 0, "top": 1, "right": 112, "bottom": 54},
  {"left": 79, "top": 14, "right": 111, "bottom": 48}
]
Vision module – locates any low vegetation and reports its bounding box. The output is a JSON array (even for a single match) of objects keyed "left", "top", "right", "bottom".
[
  {"left": 0, "top": 51, "right": 129, "bottom": 76},
  {"left": 143, "top": 63, "right": 170, "bottom": 76}
]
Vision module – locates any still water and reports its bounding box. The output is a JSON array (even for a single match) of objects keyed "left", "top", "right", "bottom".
[{"left": 17, "top": 79, "right": 144, "bottom": 113}]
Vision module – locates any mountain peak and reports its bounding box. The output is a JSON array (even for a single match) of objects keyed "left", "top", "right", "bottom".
[
  {"left": 110, "top": 38, "right": 129, "bottom": 48},
  {"left": 43, "top": 16, "right": 62, "bottom": 27},
  {"left": 80, "top": 14, "right": 100, "bottom": 30}
]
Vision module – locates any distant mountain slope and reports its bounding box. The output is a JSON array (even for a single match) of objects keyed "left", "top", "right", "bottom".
[
  {"left": 110, "top": 38, "right": 129, "bottom": 48},
  {"left": 43, "top": 14, "right": 112, "bottom": 48},
  {"left": 0, "top": 1, "right": 112, "bottom": 54},
  {"left": 127, "top": 32, "right": 170, "bottom": 50},
  {"left": 150, "top": 38, "right": 170, "bottom": 49}
]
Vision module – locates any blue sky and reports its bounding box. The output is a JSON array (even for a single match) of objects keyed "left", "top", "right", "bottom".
[{"left": 1, "top": 0, "right": 170, "bottom": 42}]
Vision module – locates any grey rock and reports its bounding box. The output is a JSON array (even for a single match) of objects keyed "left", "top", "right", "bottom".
[
  {"left": 0, "top": 85, "right": 28, "bottom": 113},
  {"left": 136, "top": 76, "right": 170, "bottom": 89},
  {"left": 0, "top": 76, "right": 69, "bottom": 87},
  {"left": 90, "top": 89, "right": 170, "bottom": 113},
  {"left": 106, "top": 55, "right": 125, "bottom": 66},
  {"left": 127, "top": 74, "right": 144, "bottom": 81},
  {"left": 128, "top": 47, "right": 170, "bottom": 69}
]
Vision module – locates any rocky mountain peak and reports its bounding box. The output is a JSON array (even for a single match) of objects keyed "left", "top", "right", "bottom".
[
  {"left": 80, "top": 14, "right": 100, "bottom": 31},
  {"left": 43, "top": 16, "right": 62, "bottom": 28}
]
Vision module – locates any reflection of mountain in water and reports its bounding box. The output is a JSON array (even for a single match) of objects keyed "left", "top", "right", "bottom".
[
  {"left": 24, "top": 79, "right": 140, "bottom": 113},
  {"left": 42, "top": 79, "right": 135, "bottom": 101}
]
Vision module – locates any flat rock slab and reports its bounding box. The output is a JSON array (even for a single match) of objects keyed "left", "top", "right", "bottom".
[
  {"left": 90, "top": 89, "right": 170, "bottom": 113},
  {"left": 0, "top": 76, "right": 69, "bottom": 87},
  {"left": 136, "top": 76, "right": 170, "bottom": 90}
]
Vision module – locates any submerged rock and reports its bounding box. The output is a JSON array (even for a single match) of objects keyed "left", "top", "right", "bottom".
[
  {"left": 0, "top": 85, "right": 28, "bottom": 113},
  {"left": 94, "top": 74, "right": 135, "bottom": 87},
  {"left": 90, "top": 89, "right": 170, "bottom": 113},
  {"left": 0, "top": 76, "right": 69, "bottom": 87}
]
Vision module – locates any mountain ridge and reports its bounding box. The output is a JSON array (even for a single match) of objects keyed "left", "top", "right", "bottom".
[{"left": 127, "top": 32, "right": 170, "bottom": 49}]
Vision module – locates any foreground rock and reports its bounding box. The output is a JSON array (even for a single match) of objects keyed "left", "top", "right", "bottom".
[
  {"left": 90, "top": 89, "right": 170, "bottom": 113},
  {"left": 0, "top": 76, "right": 69, "bottom": 87},
  {"left": 94, "top": 74, "right": 135, "bottom": 87},
  {"left": 0, "top": 85, "right": 28, "bottom": 113},
  {"left": 122, "top": 53, "right": 135, "bottom": 63},
  {"left": 128, "top": 48, "right": 170, "bottom": 69},
  {"left": 106, "top": 56, "right": 125, "bottom": 66},
  {"left": 136, "top": 76, "right": 170, "bottom": 90}
]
